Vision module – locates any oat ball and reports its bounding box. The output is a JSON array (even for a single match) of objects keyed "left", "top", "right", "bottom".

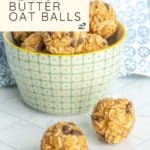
[
  {"left": 41, "top": 122, "right": 88, "bottom": 150},
  {"left": 45, "top": 32, "right": 87, "bottom": 54},
  {"left": 82, "top": 33, "right": 108, "bottom": 53},
  {"left": 91, "top": 98, "right": 135, "bottom": 144},
  {"left": 12, "top": 32, "right": 32, "bottom": 46},
  {"left": 90, "top": 0, "right": 118, "bottom": 39},
  {"left": 21, "top": 33, "right": 45, "bottom": 52}
]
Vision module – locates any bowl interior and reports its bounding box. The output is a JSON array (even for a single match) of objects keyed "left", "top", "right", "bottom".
[{"left": 3, "top": 22, "right": 126, "bottom": 56}]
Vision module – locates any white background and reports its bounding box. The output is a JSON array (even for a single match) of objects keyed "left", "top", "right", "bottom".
[{"left": 0, "top": 76, "right": 150, "bottom": 150}]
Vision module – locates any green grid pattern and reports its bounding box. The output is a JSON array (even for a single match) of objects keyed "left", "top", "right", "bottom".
[{"left": 4, "top": 42, "right": 123, "bottom": 114}]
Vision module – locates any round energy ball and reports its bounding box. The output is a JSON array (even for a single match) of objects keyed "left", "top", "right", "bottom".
[
  {"left": 45, "top": 32, "right": 87, "bottom": 54},
  {"left": 41, "top": 122, "right": 88, "bottom": 150},
  {"left": 12, "top": 32, "right": 32, "bottom": 46},
  {"left": 91, "top": 98, "right": 135, "bottom": 144},
  {"left": 82, "top": 33, "right": 108, "bottom": 53},
  {"left": 21, "top": 33, "right": 44, "bottom": 52},
  {"left": 90, "top": 0, "right": 118, "bottom": 39}
]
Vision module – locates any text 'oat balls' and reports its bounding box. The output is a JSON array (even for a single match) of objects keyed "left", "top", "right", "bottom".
[
  {"left": 91, "top": 98, "right": 135, "bottom": 144},
  {"left": 41, "top": 122, "right": 88, "bottom": 150}
]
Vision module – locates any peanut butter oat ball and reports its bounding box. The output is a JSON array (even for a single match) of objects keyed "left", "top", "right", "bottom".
[
  {"left": 82, "top": 33, "right": 108, "bottom": 53},
  {"left": 90, "top": 0, "right": 118, "bottom": 39},
  {"left": 12, "top": 32, "right": 32, "bottom": 46},
  {"left": 21, "top": 33, "right": 45, "bottom": 52},
  {"left": 41, "top": 122, "right": 88, "bottom": 150},
  {"left": 91, "top": 98, "right": 135, "bottom": 144},
  {"left": 45, "top": 32, "right": 87, "bottom": 54}
]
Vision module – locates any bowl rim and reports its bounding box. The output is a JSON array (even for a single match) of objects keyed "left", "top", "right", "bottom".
[{"left": 3, "top": 22, "right": 126, "bottom": 57}]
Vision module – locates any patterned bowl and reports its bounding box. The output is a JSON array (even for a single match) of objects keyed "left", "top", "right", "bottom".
[{"left": 3, "top": 23, "right": 126, "bottom": 114}]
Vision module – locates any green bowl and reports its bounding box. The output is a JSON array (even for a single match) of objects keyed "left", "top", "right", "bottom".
[{"left": 3, "top": 23, "right": 126, "bottom": 115}]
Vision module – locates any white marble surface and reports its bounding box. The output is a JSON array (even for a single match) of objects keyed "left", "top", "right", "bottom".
[{"left": 0, "top": 75, "right": 150, "bottom": 150}]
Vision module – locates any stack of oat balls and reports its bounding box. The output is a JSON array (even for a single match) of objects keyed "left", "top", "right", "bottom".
[{"left": 12, "top": 0, "right": 118, "bottom": 55}]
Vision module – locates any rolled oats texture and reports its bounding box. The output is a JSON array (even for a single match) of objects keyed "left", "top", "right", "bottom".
[
  {"left": 12, "top": 32, "right": 32, "bottom": 46},
  {"left": 21, "top": 33, "right": 45, "bottom": 52},
  {"left": 82, "top": 33, "right": 108, "bottom": 53},
  {"left": 90, "top": 0, "right": 118, "bottom": 39},
  {"left": 91, "top": 98, "right": 135, "bottom": 144},
  {"left": 12, "top": 31, "right": 110, "bottom": 55},
  {"left": 45, "top": 32, "right": 87, "bottom": 55},
  {"left": 41, "top": 122, "right": 88, "bottom": 150}
]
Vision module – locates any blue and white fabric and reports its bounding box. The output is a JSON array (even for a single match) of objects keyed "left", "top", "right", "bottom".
[
  {"left": 0, "top": 32, "right": 15, "bottom": 86},
  {"left": 106, "top": 0, "right": 150, "bottom": 77}
]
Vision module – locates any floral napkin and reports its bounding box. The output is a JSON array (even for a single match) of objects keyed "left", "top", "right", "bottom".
[
  {"left": 0, "top": 32, "right": 15, "bottom": 87},
  {"left": 106, "top": 0, "right": 150, "bottom": 77}
]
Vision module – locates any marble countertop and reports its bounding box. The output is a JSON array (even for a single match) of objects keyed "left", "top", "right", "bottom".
[{"left": 0, "top": 75, "right": 150, "bottom": 150}]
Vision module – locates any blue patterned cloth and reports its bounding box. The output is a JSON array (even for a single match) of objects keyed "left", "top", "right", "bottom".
[
  {"left": 0, "top": 32, "right": 15, "bottom": 86},
  {"left": 106, "top": 0, "right": 150, "bottom": 77}
]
